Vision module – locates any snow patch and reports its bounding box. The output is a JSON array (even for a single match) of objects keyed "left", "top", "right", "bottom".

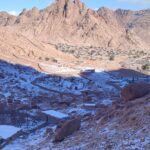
[
  {"left": 42, "top": 110, "right": 69, "bottom": 119},
  {"left": 101, "top": 99, "right": 112, "bottom": 105},
  {"left": 0, "top": 125, "right": 21, "bottom": 139},
  {"left": 83, "top": 103, "right": 96, "bottom": 107}
]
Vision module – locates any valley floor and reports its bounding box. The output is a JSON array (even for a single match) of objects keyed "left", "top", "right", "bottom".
[{"left": 0, "top": 59, "right": 149, "bottom": 150}]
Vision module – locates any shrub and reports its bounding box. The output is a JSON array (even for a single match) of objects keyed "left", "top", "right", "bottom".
[
  {"left": 109, "top": 55, "right": 115, "bottom": 61},
  {"left": 45, "top": 57, "right": 50, "bottom": 61},
  {"left": 142, "top": 64, "right": 150, "bottom": 71}
]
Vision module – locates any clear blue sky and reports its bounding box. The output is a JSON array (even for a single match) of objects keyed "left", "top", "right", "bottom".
[{"left": 0, "top": 0, "right": 150, "bottom": 15}]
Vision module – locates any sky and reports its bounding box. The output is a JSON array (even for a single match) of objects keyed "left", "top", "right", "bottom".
[{"left": 0, "top": 0, "right": 150, "bottom": 16}]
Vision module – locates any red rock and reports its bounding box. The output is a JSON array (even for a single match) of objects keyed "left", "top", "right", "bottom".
[
  {"left": 54, "top": 118, "right": 81, "bottom": 142},
  {"left": 121, "top": 82, "right": 150, "bottom": 101}
]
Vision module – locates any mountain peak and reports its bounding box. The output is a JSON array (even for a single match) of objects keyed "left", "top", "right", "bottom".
[{"left": 52, "top": 0, "right": 86, "bottom": 17}]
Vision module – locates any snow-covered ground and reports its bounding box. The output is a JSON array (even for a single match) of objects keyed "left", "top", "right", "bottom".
[
  {"left": 33, "top": 68, "right": 126, "bottom": 98},
  {"left": 42, "top": 110, "right": 69, "bottom": 119},
  {"left": 3, "top": 127, "right": 48, "bottom": 150},
  {"left": 0, "top": 60, "right": 149, "bottom": 149},
  {"left": 0, "top": 125, "right": 21, "bottom": 139},
  {"left": 0, "top": 61, "right": 49, "bottom": 102},
  {"left": 101, "top": 99, "right": 112, "bottom": 105},
  {"left": 0, "top": 60, "right": 128, "bottom": 104}
]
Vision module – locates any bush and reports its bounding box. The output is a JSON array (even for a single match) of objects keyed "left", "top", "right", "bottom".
[
  {"left": 142, "top": 64, "right": 150, "bottom": 71},
  {"left": 109, "top": 55, "right": 115, "bottom": 61},
  {"left": 52, "top": 58, "right": 58, "bottom": 63},
  {"left": 45, "top": 57, "right": 50, "bottom": 61}
]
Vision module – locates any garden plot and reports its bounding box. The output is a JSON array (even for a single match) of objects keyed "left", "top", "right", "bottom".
[
  {"left": 34, "top": 76, "right": 91, "bottom": 95},
  {"left": 33, "top": 67, "right": 124, "bottom": 99}
]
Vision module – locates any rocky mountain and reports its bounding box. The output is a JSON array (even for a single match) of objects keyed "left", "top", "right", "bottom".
[
  {"left": 0, "top": 0, "right": 149, "bottom": 50},
  {"left": 0, "top": 11, "right": 17, "bottom": 26},
  {"left": 0, "top": 1, "right": 150, "bottom": 149}
]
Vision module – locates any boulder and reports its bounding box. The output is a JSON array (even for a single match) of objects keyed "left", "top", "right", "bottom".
[
  {"left": 0, "top": 137, "right": 4, "bottom": 144},
  {"left": 54, "top": 118, "right": 81, "bottom": 142},
  {"left": 121, "top": 82, "right": 150, "bottom": 101}
]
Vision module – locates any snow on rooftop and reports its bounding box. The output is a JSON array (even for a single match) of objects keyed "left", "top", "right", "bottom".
[
  {"left": 83, "top": 103, "right": 96, "bottom": 107},
  {"left": 101, "top": 99, "right": 112, "bottom": 105},
  {"left": 0, "top": 125, "right": 21, "bottom": 139},
  {"left": 42, "top": 110, "right": 69, "bottom": 119}
]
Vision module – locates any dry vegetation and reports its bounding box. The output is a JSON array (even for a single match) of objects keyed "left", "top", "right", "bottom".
[{"left": 55, "top": 43, "right": 150, "bottom": 74}]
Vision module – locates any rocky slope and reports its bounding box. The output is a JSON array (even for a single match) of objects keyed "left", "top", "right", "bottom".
[
  {"left": 0, "top": 0, "right": 150, "bottom": 50},
  {"left": 49, "top": 94, "right": 150, "bottom": 150},
  {"left": 3, "top": 93, "right": 150, "bottom": 150}
]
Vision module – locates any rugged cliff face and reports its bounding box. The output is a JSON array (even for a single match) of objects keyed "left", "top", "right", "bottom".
[
  {"left": 0, "top": 0, "right": 149, "bottom": 50},
  {"left": 0, "top": 12, "right": 16, "bottom": 25}
]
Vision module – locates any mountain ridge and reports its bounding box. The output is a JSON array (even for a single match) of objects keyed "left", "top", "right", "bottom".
[{"left": 0, "top": 0, "right": 150, "bottom": 50}]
